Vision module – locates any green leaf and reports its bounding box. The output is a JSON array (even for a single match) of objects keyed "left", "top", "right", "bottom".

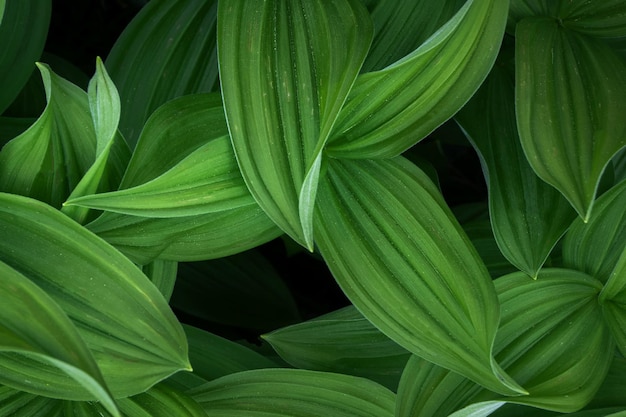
[
  {"left": 448, "top": 402, "right": 506, "bottom": 417},
  {"left": 183, "top": 324, "right": 278, "bottom": 382},
  {"left": 363, "top": 0, "right": 464, "bottom": 72},
  {"left": 116, "top": 383, "right": 206, "bottom": 417},
  {"left": 0, "top": 262, "right": 119, "bottom": 417},
  {"left": 142, "top": 260, "right": 178, "bottom": 302},
  {"left": 314, "top": 157, "right": 524, "bottom": 396},
  {"left": 171, "top": 250, "right": 300, "bottom": 331},
  {"left": 0, "top": 0, "right": 50, "bottom": 114},
  {"left": 106, "top": 0, "right": 219, "bottom": 146},
  {"left": 325, "top": 0, "right": 508, "bottom": 158},
  {"left": 515, "top": 18, "right": 626, "bottom": 220},
  {"left": 218, "top": 0, "right": 373, "bottom": 249},
  {"left": 0, "top": 64, "right": 96, "bottom": 208},
  {"left": 456, "top": 53, "right": 576, "bottom": 277},
  {"left": 263, "top": 305, "right": 410, "bottom": 390},
  {"left": 0, "top": 193, "right": 191, "bottom": 398},
  {"left": 189, "top": 368, "right": 395, "bottom": 417},
  {"left": 65, "top": 94, "right": 252, "bottom": 218}
]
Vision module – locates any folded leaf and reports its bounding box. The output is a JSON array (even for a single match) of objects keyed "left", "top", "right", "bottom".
[
  {"left": 314, "top": 157, "right": 524, "bottom": 395},
  {"left": 326, "top": 0, "right": 508, "bottom": 158},
  {"left": 106, "top": 0, "right": 219, "bottom": 146},
  {"left": 0, "top": 262, "right": 118, "bottom": 416},
  {"left": 263, "top": 305, "right": 409, "bottom": 390},
  {"left": 456, "top": 53, "right": 575, "bottom": 277},
  {"left": 516, "top": 18, "right": 626, "bottom": 220},
  {"left": 0, "top": 0, "right": 50, "bottom": 114},
  {"left": 218, "top": 0, "right": 373, "bottom": 248},
  {"left": 0, "top": 193, "right": 191, "bottom": 398},
  {"left": 190, "top": 368, "right": 395, "bottom": 417}
]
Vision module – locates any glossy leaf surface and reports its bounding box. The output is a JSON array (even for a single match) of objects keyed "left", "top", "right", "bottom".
[
  {"left": 190, "top": 368, "right": 395, "bottom": 417},
  {"left": 456, "top": 55, "right": 575, "bottom": 277},
  {"left": 106, "top": 0, "right": 219, "bottom": 146},
  {"left": 0, "top": 193, "right": 191, "bottom": 398},
  {"left": 314, "top": 157, "right": 523, "bottom": 395},
  {"left": 516, "top": 18, "right": 626, "bottom": 220},
  {"left": 326, "top": 0, "right": 508, "bottom": 158},
  {"left": 218, "top": 0, "right": 373, "bottom": 248}
]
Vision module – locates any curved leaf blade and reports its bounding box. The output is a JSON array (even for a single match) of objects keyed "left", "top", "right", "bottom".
[
  {"left": 515, "top": 18, "right": 626, "bottom": 220},
  {"left": 314, "top": 157, "right": 524, "bottom": 396},
  {"left": 0, "top": 193, "right": 191, "bottom": 398},
  {"left": 456, "top": 54, "right": 576, "bottom": 277},
  {"left": 106, "top": 0, "right": 219, "bottom": 146},
  {"left": 326, "top": 0, "right": 509, "bottom": 158},
  {"left": 218, "top": 0, "right": 373, "bottom": 248},
  {"left": 190, "top": 368, "right": 395, "bottom": 417}
]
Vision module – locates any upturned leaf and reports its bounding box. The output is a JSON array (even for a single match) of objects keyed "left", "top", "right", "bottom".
[
  {"left": 314, "top": 157, "right": 524, "bottom": 396},
  {"left": 326, "top": 0, "right": 509, "bottom": 158},
  {"left": 218, "top": 0, "right": 373, "bottom": 249}
]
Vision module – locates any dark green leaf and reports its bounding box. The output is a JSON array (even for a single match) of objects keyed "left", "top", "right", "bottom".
[
  {"left": 515, "top": 18, "right": 626, "bottom": 220},
  {"left": 218, "top": 0, "right": 373, "bottom": 248},
  {"left": 190, "top": 369, "right": 395, "bottom": 417},
  {"left": 0, "top": 0, "right": 50, "bottom": 114},
  {"left": 0, "top": 193, "right": 191, "bottom": 398},
  {"left": 326, "top": 0, "right": 508, "bottom": 158},
  {"left": 456, "top": 55, "right": 576, "bottom": 277},
  {"left": 106, "top": 0, "right": 219, "bottom": 146},
  {"left": 314, "top": 157, "right": 524, "bottom": 395},
  {"left": 263, "top": 305, "right": 409, "bottom": 390}
]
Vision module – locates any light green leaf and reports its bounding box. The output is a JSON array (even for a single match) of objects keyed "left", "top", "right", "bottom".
[
  {"left": 65, "top": 94, "right": 252, "bottom": 218},
  {"left": 0, "top": 193, "right": 191, "bottom": 398},
  {"left": 326, "top": 0, "right": 508, "bottom": 158},
  {"left": 448, "top": 402, "right": 506, "bottom": 417},
  {"left": 0, "top": 0, "right": 50, "bottom": 114},
  {"left": 0, "top": 64, "right": 96, "bottom": 208},
  {"left": 142, "top": 260, "right": 178, "bottom": 302},
  {"left": 190, "top": 368, "right": 395, "bottom": 417},
  {"left": 106, "top": 0, "right": 219, "bottom": 146},
  {"left": 515, "top": 18, "right": 626, "bottom": 220},
  {"left": 0, "top": 262, "right": 118, "bottom": 416},
  {"left": 456, "top": 53, "right": 576, "bottom": 277},
  {"left": 263, "top": 305, "right": 409, "bottom": 390},
  {"left": 314, "top": 157, "right": 524, "bottom": 396},
  {"left": 218, "top": 0, "right": 373, "bottom": 248}
]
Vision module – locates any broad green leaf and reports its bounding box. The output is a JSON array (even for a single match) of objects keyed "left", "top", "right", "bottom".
[
  {"left": 62, "top": 57, "right": 130, "bottom": 224},
  {"left": 460, "top": 217, "right": 518, "bottom": 279},
  {"left": 456, "top": 54, "right": 576, "bottom": 277},
  {"left": 263, "top": 305, "right": 409, "bottom": 390},
  {"left": 86, "top": 205, "right": 282, "bottom": 265},
  {"left": 396, "top": 269, "right": 614, "bottom": 415},
  {"left": 0, "top": 0, "right": 50, "bottom": 114},
  {"left": 325, "top": 0, "right": 508, "bottom": 158},
  {"left": 0, "top": 193, "right": 191, "bottom": 398},
  {"left": 515, "top": 18, "right": 626, "bottom": 220},
  {"left": 601, "top": 258, "right": 626, "bottom": 356},
  {"left": 363, "top": 0, "right": 464, "bottom": 72},
  {"left": 218, "top": 0, "right": 373, "bottom": 249},
  {"left": 190, "top": 368, "right": 395, "bottom": 417},
  {"left": 0, "top": 262, "right": 118, "bottom": 416},
  {"left": 183, "top": 324, "right": 278, "bottom": 382},
  {"left": 587, "top": 355, "right": 626, "bottom": 409},
  {"left": 106, "top": 0, "right": 219, "bottom": 146},
  {"left": 65, "top": 94, "right": 252, "bottom": 218},
  {"left": 448, "top": 402, "right": 506, "bottom": 417},
  {"left": 115, "top": 383, "right": 206, "bottom": 417},
  {"left": 171, "top": 250, "right": 300, "bottom": 331},
  {"left": 0, "top": 64, "right": 96, "bottom": 208},
  {"left": 142, "top": 260, "right": 178, "bottom": 302},
  {"left": 0, "top": 386, "right": 60, "bottom": 417},
  {"left": 314, "top": 157, "right": 524, "bottom": 396}
]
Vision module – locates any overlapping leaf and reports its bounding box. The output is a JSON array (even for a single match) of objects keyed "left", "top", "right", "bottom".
[
  {"left": 516, "top": 18, "right": 626, "bottom": 220},
  {"left": 456, "top": 54, "right": 575, "bottom": 277},
  {"left": 314, "top": 157, "right": 524, "bottom": 396},
  {"left": 190, "top": 368, "right": 395, "bottom": 417},
  {"left": 106, "top": 0, "right": 219, "bottom": 146},
  {"left": 142, "top": 260, "right": 178, "bottom": 302},
  {"left": 218, "top": 0, "right": 373, "bottom": 248},
  {"left": 0, "top": 0, "right": 50, "bottom": 114},
  {"left": 263, "top": 305, "right": 409, "bottom": 390},
  {"left": 0, "top": 193, "right": 191, "bottom": 398},
  {"left": 0, "top": 262, "right": 118, "bottom": 417},
  {"left": 325, "top": 0, "right": 508, "bottom": 158},
  {"left": 65, "top": 94, "right": 252, "bottom": 218}
]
